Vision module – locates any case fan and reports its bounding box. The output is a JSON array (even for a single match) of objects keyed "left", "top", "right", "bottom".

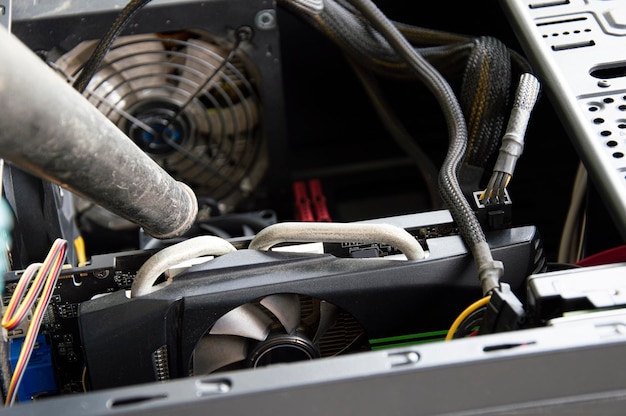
[{"left": 54, "top": 29, "right": 267, "bottom": 211}]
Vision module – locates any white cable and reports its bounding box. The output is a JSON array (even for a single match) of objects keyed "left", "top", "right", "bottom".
[
  {"left": 492, "top": 73, "right": 541, "bottom": 176},
  {"left": 131, "top": 235, "right": 237, "bottom": 297},
  {"left": 558, "top": 161, "right": 587, "bottom": 263},
  {"left": 248, "top": 222, "right": 426, "bottom": 260}
]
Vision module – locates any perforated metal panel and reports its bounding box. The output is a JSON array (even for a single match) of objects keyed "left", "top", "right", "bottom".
[{"left": 501, "top": 0, "right": 626, "bottom": 238}]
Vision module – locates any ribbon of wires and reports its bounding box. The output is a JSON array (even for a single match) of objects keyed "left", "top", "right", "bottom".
[{"left": 1, "top": 239, "right": 68, "bottom": 407}]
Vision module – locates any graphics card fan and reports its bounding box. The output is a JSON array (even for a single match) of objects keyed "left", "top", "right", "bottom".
[
  {"left": 191, "top": 294, "right": 367, "bottom": 375},
  {"left": 54, "top": 30, "right": 267, "bottom": 213}
]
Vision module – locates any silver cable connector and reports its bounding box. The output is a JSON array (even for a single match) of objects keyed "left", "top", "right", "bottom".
[
  {"left": 472, "top": 241, "right": 504, "bottom": 296},
  {"left": 493, "top": 73, "right": 541, "bottom": 175}
]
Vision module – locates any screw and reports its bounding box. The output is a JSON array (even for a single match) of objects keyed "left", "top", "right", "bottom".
[
  {"left": 237, "top": 26, "right": 253, "bottom": 42},
  {"left": 598, "top": 80, "right": 612, "bottom": 88},
  {"left": 255, "top": 9, "right": 276, "bottom": 30}
]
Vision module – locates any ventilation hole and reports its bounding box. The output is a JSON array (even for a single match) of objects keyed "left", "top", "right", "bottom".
[
  {"left": 109, "top": 394, "right": 168, "bottom": 408},
  {"left": 552, "top": 33, "right": 559, "bottom": 37},
  {"left": 601, "top": 130, "right": 612, "bottom": 136},
  {"left": 574, "top": 30, "right": 581, "bottom": 33},
  {"left": 483, "top": 341, "right": 536, "bottom": 352},
  {"left": 584, "top": 28, "right": 592, "bottom": 32},
  {"left": 607, "top": 140, "right": 618, "bottom": 147},
  {"left": 589, "top": 106, "right": 599, "bottom": 112},
  {"left": 591, "top": 66, "right": 626, "bottom": 80},
  {"left": 604, "top": 98, "right": 615, "bottom": 104},
  {"left": 620, "top": 105, "right": 626, "bottom": 111},
  {"left": 623, "top": 95, "right": 626, "bottom": 101},
  {"left": 613, "top": 152, "right": 624, "bottom": 158},
  {"left": 619, "top": 124, "right": 626, "bottom": 129},
  {"left": 593, "top": 118, "right": 605, "bottom": 124},
  {"left": 563, "top": 31, "right": 570, "bottom": 35}
]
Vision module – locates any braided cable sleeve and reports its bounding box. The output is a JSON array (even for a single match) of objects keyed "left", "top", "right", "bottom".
[
  {"left": 341, "top": 0, "right": 502, "bottom": 293},
  {"left": 278, "top": 0, "right": 533, "bottom": 78},
  {"left": 491, "top": 73, "right": 542, "bottom": 177},
  {"left": 73, "top": 0, "right": 152, "bottom": 93},
  {"left": 279, "top": 0, "right": 480, "bottom": 79},
  {"left": 280, "top": 0, "right": 504, "bottom": 293},
  {"left": 460, "top": 36, "right": 512, "bottom": 168},
  {"left": 394, "top": 21, "right": 473, "bottom": 46}
]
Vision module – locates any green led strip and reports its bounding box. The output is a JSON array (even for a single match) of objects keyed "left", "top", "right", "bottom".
[{"left": 369, "top": 330, "right": 448, "bottom": 350}]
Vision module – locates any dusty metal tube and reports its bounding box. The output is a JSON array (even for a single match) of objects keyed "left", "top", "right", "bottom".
[
  {"left": 131, "top": 235, "right": 237, "bottom": 297},
  {"left": 248, "top": 222, "right": 426, "bottom": 260},
  {"left": 0, "top": 25, "right": 198, "bottom": 239}
]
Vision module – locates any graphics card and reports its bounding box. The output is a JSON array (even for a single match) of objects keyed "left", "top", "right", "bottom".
[{"left": 74, "top": 211, "right": 545, "bottom": 391}]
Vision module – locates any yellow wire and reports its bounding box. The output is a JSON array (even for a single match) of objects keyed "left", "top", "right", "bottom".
[
  {"left": 445, "top": 295, "right": 491, "bottom": 341},
  {"left": 81, "top": 366, "right": 87, "bottom": 392},
  {"left": 1, "top": 263, "right": 44, "bottom": 329},
  {"left": 4, "top": 239, "right": 67, "bottom": 406},
  {"left": 74, "top": 236, "right": 88, "bottom": 266},
  {"left": 479, "top": 173, "right": 513, "bottom": 201}
]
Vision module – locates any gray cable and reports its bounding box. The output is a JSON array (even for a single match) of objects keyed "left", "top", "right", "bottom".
[
  {"left": 483, "top": 73, "right": 541, "bottom": 205},
  {"left": 348, "top": 59, "right": 442, "bottom": 209},
  {"left": 340, "top": 0, "right": 502, "bottom": 295}
]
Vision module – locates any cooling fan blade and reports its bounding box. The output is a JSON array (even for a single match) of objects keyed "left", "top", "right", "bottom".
[
  {"left": 209, "top": 302, "right": 273, "bottom": 340},
  {"left": 192, "top": 335, "right": 248, "bottom": 375},
  {"left": 313, "top": 300, "right": 339, "bottom": 344},
  {"left": 192, "top": 302, "right": 273, "bottom": 374},
  {"left": 260, "top": 293, "right": 301, "bottom": 335},
  {"left": 190, "top": 294, "right": 366, "bottom": 375}
]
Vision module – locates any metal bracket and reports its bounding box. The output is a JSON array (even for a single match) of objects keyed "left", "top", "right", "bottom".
[{"left": 0, "top": 0, "right": 11, "bottom": 31}]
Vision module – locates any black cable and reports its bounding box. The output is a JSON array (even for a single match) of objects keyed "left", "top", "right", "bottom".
[
  {"left": 342, "top": 0, "right": 504, "bottom": 295},
  {"left": 460, "top": 36, "right": 512, "bottom": 168},
  {"left": 73, "top": 0, "right": 152, "bottom": 93},
  {"left": 341, "top": 0, "right": 478, "bottom": 235},
  {"left": 348, "top": 59, "right": 442, "bottom": 209},
  {"left": 453, "top": 307, "right": 486, "bottom": 339}
]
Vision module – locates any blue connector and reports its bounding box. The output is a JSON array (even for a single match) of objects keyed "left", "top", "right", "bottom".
[{"left": 9, "top": 335, "right": 58, "bottom": 402}]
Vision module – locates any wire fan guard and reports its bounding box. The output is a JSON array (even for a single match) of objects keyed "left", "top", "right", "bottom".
[
  {"left": 55, "top": 31, "right": 267, "bottom": 212},
  {"left": 191, "top": 294, "right": 367, "bottom": 375}
]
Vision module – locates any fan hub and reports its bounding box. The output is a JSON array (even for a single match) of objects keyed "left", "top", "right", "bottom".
[
  {"left": 127, "top": 100, "right": 190, "bottom": 155},
  {"left": 247, "top": 331, "right": 320, "bottom": 368}
]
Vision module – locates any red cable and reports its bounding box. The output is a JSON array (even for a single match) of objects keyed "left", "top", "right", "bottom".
[{"left": 575, "top": 245, "right": 626, "bottom": 267}]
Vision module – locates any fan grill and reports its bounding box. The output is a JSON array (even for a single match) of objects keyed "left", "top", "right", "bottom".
[
  {"left": 318, "top": 312, "right": 367, "bottom": 357},
  {"left": 55, "top": 31, "right": 266, "bottom": 211},
  {"left": 255, "top": 295, "right": 366, "bottom": 357}
]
